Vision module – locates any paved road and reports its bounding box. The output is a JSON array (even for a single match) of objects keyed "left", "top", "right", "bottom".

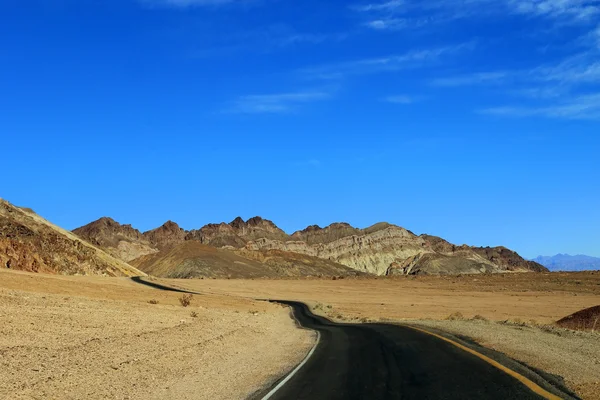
[
  {"left": 257, "top": 301, "right": 573, "bottom": 400},
  {"left": 130, "top": 278, "right": 573, "bottom": 400}
]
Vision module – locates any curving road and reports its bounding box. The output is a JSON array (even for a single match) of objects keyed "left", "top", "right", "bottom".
[
  {"left": 130, "top": 278, "right": 575, "bottom": 400},
  {"left": 255, "top": 301, "right": 575, "bottom": 400}
]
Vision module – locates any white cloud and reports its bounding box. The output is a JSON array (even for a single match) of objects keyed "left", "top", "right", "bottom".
[
  {"left": 431, "top": 71, "right": 510, "bottom": 87},
  {"left": 383, "top": 95, "right": 419, "bottom": 103},
  {"left": 352, "top": 0, "right": 405, "bottom": 12},
  {"left": 508, "top": 0, "right": 600, "bottom": 21},
  {"left": 229, "top": 91, "right": 330, "bottom": 114},
  {"left": 480, "top": 93, "right": 600, "bottom": 119},
  {"left": 362, "top": 17, "right": 432, "bottom": 30},
  {"left": 139, "top": 0, "right": 246, "bottom": 8},
  {"left": 353, "top": 0, "right": 600, "bottom": 32},
  {"left": 301, "top": 43, "right": 475, "bottom": 80}
]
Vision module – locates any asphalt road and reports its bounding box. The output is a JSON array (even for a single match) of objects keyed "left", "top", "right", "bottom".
[
  {"left": 130, "top": 278, "right": 573, "bottom": 400},
  {"left": 256, "top": 301, "right": 573, "bottom": 400}
]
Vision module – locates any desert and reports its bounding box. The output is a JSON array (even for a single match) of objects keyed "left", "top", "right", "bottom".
[{"left": 2, "top": 196, "right": 600, "bottom": 399}]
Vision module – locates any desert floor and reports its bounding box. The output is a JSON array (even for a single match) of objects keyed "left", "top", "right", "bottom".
[
  {"left": 0, "top": 270, "right": 314, "bottom": 400},
  {"left": 169, "top": 272, "right": 600, "bottom": 400}
]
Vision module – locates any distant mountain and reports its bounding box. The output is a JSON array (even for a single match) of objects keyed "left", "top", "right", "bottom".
[{"left": 532, "top": 254, "right": 600, "bottom": 271}]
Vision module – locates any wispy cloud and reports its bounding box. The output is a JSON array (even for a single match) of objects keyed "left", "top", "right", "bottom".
[
  {"left": 383, "top": 94, "right": 420, "bottom": 103},
  {"left": 431, "top": 50, "right": 600, "bottom": 119},
  {"left": 480, "top": 93, "right": 600, "bottom": 120},
  {"left": 189, "top": 24, "right": 348, "bottom": 59},
  {"left": 352, "top": 0, "right": 405, "bottom": 12},
  {"left": 228, "top": 91, "right": 331, "bottom": 114},
  {"left": 352, "top": 0, "right": 600, "bottom": 32},
  {"left": 301, "top": 43, "right": 475, "bottom": 80},
  {"left": 431, "top": 71, "right": 510, "bottom": 87},
  {"left": 362, "top": 17, "right": 432, "bottom": 31},
  {"left": 508, "top": 0, "right": 600, "bottom": 22},
  {"left": 139, "top": 0, "right": 243, "bottom": 8}
]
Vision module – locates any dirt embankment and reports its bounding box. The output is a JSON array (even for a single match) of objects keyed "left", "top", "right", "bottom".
[{"left": 0, "top": 270, "right": 314, "bottom": 400}]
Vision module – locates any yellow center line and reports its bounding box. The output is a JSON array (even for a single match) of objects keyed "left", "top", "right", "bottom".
[{"left": 406, "top": 326, "right": 563, "bottom": 400}]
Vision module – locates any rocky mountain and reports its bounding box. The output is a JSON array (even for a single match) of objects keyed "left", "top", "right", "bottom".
[
  {"left": 533, "top": 254, "right": 600, "bottom": 271},
  {"left": 142, "top": 221, "right": 187, "bottom": 250},
  {"left": 186, "top": 216, "right": 289, "bottom": 246},
  {"left": 73, "top": 217, "right": 157, "bottom": 262},
  {"left": 245, "top": 224, "right": 547, "bottom": 275},
  {"left": 0, "top": 198, "right": 145, "bottom": 277},
  {"left": 73, "top": 215, "right": 547, "bottom": 277}
]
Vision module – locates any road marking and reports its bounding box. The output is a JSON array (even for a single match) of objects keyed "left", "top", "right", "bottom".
[
  {"left": 407, "top": 326, "right": 562, "bottom": 400},
  {"left": 261, "top": 330, "right": 321, "bottom": 400}
]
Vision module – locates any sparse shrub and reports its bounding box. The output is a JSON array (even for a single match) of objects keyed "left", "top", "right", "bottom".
[
  {"left": 148, "top": 299, "right": 159, "bottom": 305},
  {"left": 472, "top": 314, "right": 488, "bottom": 321},
  {"left": 446, "top": 311, "right": 465, "bottom": 321},
  {"left": 179, "top": 294, "right": 193, "bottom": 307},
  {"left": 190, "top": 311, "right": 198, "bottom": 318}
]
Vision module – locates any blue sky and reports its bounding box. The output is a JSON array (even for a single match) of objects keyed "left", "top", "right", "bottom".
[{"left": 1, "top": 0, "right": 599, "bottom": 258}]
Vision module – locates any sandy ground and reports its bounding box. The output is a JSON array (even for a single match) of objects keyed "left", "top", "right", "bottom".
[
  {"left": 0, "top": 270, "right": 314, "bottom": 400},
  {"left": 170, "top": 272, "right": 600, "bottom": 399},
  {"left": 414, "top": 319, "right": 600, "bottom": 400}
]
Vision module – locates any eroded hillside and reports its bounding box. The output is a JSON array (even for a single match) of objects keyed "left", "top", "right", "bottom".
[{"left": 0, "top": 199, "right": 144, "bottom": 277}]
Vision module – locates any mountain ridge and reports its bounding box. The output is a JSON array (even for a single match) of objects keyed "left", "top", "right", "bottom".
[{"left": 73, "top": 215, "right": 547, "bottom": 276}]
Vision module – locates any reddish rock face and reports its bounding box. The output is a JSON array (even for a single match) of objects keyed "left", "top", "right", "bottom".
[
  {"left": 1, "top": 199, "right": 141, "bottom": 276},
  {"left": 74, "top": 217, "right": 146, "bottom": 247},
  {"left": 142, "top": 221, "right": 186, "bottom": 250}
]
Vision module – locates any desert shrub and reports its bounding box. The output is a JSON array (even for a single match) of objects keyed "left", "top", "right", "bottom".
[
  {"left": 148, "top": 299, "right": 159, "bottom": 305},
  {"left": 446, "top": 311, "right": 465, "bottom": 321},
  {"left": 179, "top": 294, "right": 193, "bottom": 307},
  {"left": 471, "top": 314, "right": 488, "bottom": 321},
  {"left": 190, "top": 311, "right": 198, "bottom": 318}
]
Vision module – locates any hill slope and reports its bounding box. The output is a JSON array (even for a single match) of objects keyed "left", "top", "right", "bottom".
[
  {"left": 130, "top": 241, "right": 360, "bottom": 278},
  {"left": 0, "top": 199, "right": 145, "bottom": 277}
]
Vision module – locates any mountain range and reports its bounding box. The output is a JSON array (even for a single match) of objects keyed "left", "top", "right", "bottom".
[
  {"left": 532, "top": 254, "right": 600, "bottom": 271},
  {"left": 0, "top": 196, "right": 548, "bottom": 278},
  {"left": 72, "top": 213, "right": 546, "bottom": 278}
]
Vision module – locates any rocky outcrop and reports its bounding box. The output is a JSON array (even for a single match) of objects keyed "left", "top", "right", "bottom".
[
  {"left": 0, "top": 198, "right": 145, "bottom": 277},
  {"left": 247, "top": 225, "right": 429, "bottom": 275},
  {"left": 186, "top": 216, "right": 289, "bottom": 247},
  {"left": 73, "top": 217, "right": 158, "bottom": 262},
  {"left": 142, "top": 221, "right": 186, "bottom": 250},
  {"left": 245, "top": 225, "right": 546, "bottom": 276}
]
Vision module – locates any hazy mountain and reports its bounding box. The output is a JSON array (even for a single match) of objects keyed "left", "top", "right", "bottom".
[{"left": 533, "top": 254, "right": 600, "bottom": 271}]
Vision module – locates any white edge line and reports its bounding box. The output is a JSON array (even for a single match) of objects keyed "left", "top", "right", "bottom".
[{"left": 261, "top": 330, "right": 321, "bottom": 400}]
